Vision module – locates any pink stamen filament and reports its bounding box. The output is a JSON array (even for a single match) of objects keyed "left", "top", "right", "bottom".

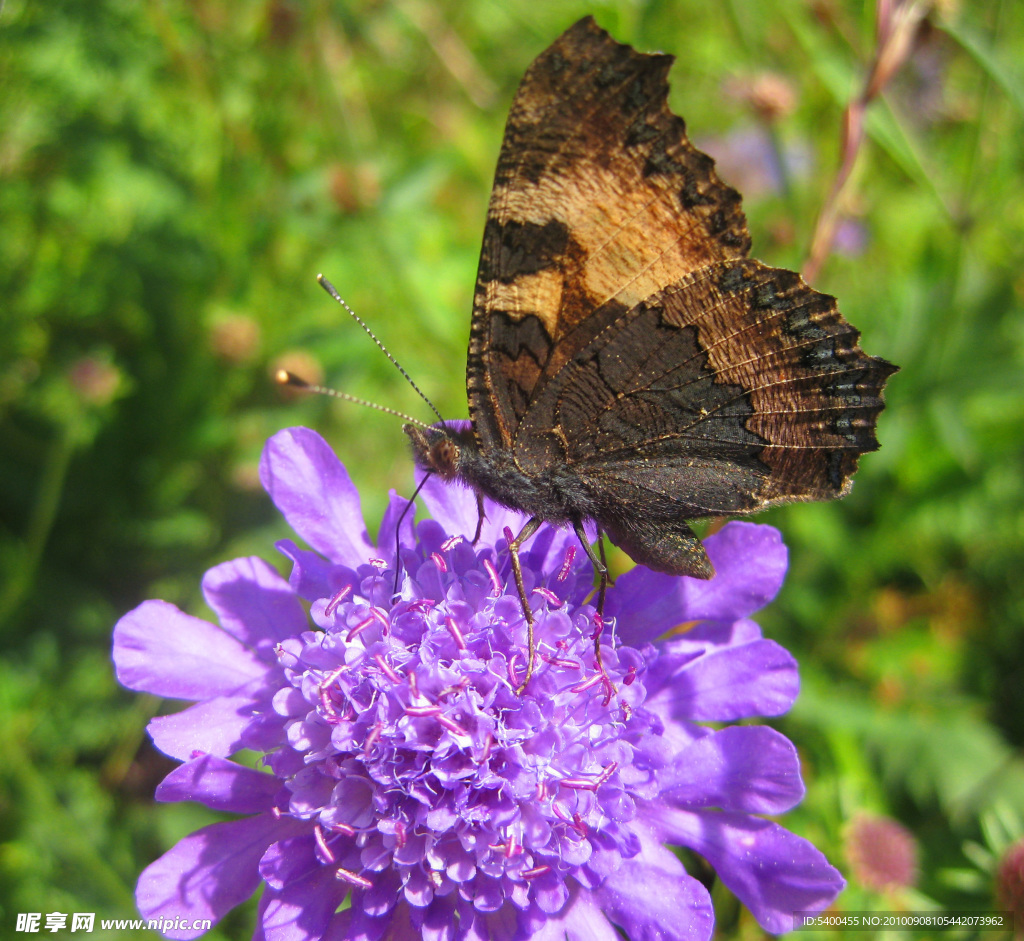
[
  {"left": 482, "top": 559, "right": 502, "bottom": 596},
  {"left": 570, "top": 673, "right": 604, "bottom": 693},
  {"left": 314, "top": 824, "right": 336, "bottom": 863},
  {"left": 319, "top": 688, "right": 339, "bottom": 718},
  {"left": 437, "top": 715, "right": 468, "bottom": 737},
  {"left": 533, "top": 587, "right": 561, "bottom": 606},
  {"left": 346, "top": 616, "right": 376, "bottom": 642},
  {"left": 540, "top": 653, "right": 579, "bottom": 670},
  {"left": 558, "top": 546, "right": 576, "bottom": 581},
  {"left": 431, "top": 552, "right": 447, "bottom": 572},
  {"left": 405, "top": 704, "right": 441, "bottom": 717},
  {"left": 507, "top": 654, "right": 523, "bottom": 687},
  {"left": 373, "top": 653, "right": 402, "bottom": 683},
  {"left": 560, "top": 762, "right": 617, "bottom": 792},
  {"left": 335, "top": 867, "right": 373, "bottom": 888},
  {"left": 522, "top": 866, "right": 551, "bottom": 880},
  {"left": 441, "top": 534, "right": 464, "bottom": 551},
  {"left": 444, "top": 616, "right": 467, "bottom": 650},
  {"left": 324, "top": 585, "right": 353, "bottom": 617},
  {"left": 363, "top": 725, "right": 382, "bottom": 756},
  {"left": 438, "top": 676, "right": 470, "bottom": 700},
  {"left": 594, "top": 761, "right": 619, "bottom": 788},
  {"left": 503, "top": 526, "right": 514, "bottom": 546}
]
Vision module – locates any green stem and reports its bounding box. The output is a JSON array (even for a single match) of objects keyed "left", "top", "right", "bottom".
[{"left": 0, "top": 421, "right": 75, "bottom": 630}]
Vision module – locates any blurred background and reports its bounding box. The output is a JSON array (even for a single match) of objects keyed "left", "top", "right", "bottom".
[{"left": 2, "top": 0, "right": 1023, "bottom": 937}]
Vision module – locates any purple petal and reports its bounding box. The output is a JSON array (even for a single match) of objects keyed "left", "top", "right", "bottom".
[
  {"left": 155, "top": 753, "right": 281, "bottom": 813},
  {"left": 202, "top": 557, "right": 308, "bottom": 654},
  {"left": 259, "top": 428, "right": 374, "bottom": 567},
  {"left": 654, "top": 807, "right": 845, "bottom": 934},
  {"left": 114, "top": 600, "right": 268, "bottom": 700},
  {"left": 137, "top": 813, "right": 305, "bottom": 939},
  {"left": 257, "top": 862, "right": 346, "bottom": 941},
  {"left": 658, "top": 726, "right": 804, "bottom": 814},
  {"left": 260, "top": 835, "right": 319, "bottom": 891},
  {"left": 323, "top": 900, "right": 419, "bottom": 941},
  {"left": 595, "top": 831, "right": 714, "bottom": 941},
  {"left": 378, "top": 490, "right": 418, "bottom": 554},
  {"left": 646, "top": 638, "right": 799, "bottom": 721},
  {"left": 677, "top": 617, "right": 763, "bottom": 647},
  {"left": 275, "top": 539, "right": 333, "bottom": 601},
  {"left": 605, "top": 523, "right": 786, "bottom": 645},
  {"left": 556, "top": 892, "right": 621, "bottom": 941},
  {"left": 676, "top": 522, "right": 787, "bottom": 621},
  {"left": 603, "top": 567, "right": 693, "bottom": 646},
  {"left": 323, "top": 900, "right": 391, "bottom": 941},
  {"left": 148, "top": 692, "right": 273, "bottom": 760}
]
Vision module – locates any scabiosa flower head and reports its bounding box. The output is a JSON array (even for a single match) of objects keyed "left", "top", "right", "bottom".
[
  {"left": 845, "top": 813, "right": 919, "bottom": 894},
  {"left": 996, "top": 837, "right": 1024, "bottom": 934},
  {"left": 113, "top": 427, "right": 844, "bottom": 940}
]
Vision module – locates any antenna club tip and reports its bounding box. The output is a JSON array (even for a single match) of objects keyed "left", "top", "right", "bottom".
[{"left": 276, "top": 369, "right": 309, "bottom": 388}]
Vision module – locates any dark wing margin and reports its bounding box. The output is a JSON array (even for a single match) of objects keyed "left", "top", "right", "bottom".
[{"left": 467, "top": 16, "right": 752, "bottom": 452}]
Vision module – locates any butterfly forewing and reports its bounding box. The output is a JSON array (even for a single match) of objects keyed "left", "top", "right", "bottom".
[{"left": 467, "top": 16, "right": 752, "bottom": 454}]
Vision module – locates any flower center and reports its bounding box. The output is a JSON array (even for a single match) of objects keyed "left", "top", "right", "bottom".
[{"left": 271, "top": 547, "right": 651, "bottom": 912}]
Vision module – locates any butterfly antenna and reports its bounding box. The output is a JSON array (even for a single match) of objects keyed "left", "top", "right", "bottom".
[
  {"left": 317, "top": 274, "right": 446, "bottom": 426},
  {"left": 276, "top": 371, "right": 434, "bottom": 431}
]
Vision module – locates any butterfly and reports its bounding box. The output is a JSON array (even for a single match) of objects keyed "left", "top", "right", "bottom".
[{"left": 404, "top": 16, "right": 897, "bottom": 687}]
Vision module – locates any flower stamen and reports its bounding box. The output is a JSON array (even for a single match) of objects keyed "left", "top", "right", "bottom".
[
  {"left": 334, "top": 867, "right": 373, "bottom": 888},
  {"left": 314, "top": 823, "right": 336, "bottom": 862},
  {"left": 558, "top": 546, "right": 576, "bottom": 581},
  {"left": 325, "top": 585, "right": 353, "bottom": 617},
  {"left": 346, "top": 616, "right": 377, "bottom": 642},
  {"left": 483, "top": 558, "right": 502, "bottom": 596},
  {"left": 445, "top": 616, "right": 467, "bottom": 650},
  {"left": 373, "top": 653, "right": 402, "bottom": 683},
  {"left": 570, "top": 673, "right": 604, "bottom": 694},
  {"left": 533, "top": 586, "right": 562, "bottom": 606},
  {"left": 522, "top": 866, "right": 551, "bottom": 880}
]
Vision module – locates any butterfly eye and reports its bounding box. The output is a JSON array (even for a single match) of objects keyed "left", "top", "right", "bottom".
[{"left": 430, "top": 438, "right": 461, "bottom": 477}]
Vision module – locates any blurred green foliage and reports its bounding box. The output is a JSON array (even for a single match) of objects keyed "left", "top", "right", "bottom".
[{"left": 1, "top": 0, "right": 1023, "bottom": 938}]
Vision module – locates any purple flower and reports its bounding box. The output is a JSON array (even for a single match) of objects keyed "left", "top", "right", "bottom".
[{"left": 113, "top": 427, "right": 844, "bottom": 940}]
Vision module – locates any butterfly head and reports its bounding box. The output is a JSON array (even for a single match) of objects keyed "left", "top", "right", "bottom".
[{"left": 404, "top": 423, "right": 475, "bottom": 481}]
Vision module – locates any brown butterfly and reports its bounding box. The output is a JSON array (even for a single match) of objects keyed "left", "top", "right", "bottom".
[{"left": 405, "top": 17, "right": 897, "bottom": 686}]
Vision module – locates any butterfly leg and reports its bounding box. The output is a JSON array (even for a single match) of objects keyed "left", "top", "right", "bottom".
[
  {"left": 472, "top": 492, "right": 485, "bottom": 544},
  {"left": 572, "top": 521, "right": 612, "bottom": 682},
  {"left": 508, "top": 516, "right": 542, "bottom": 693}
]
